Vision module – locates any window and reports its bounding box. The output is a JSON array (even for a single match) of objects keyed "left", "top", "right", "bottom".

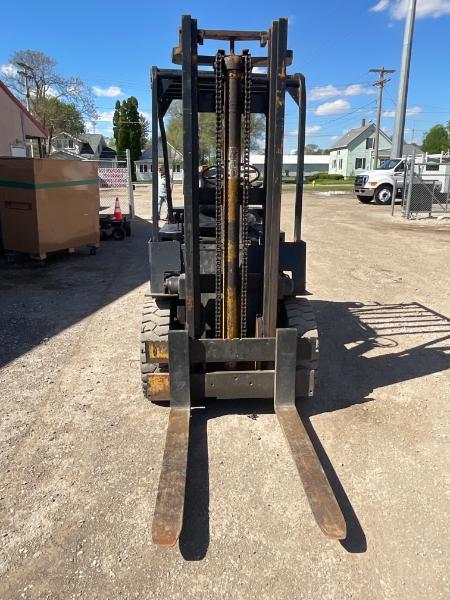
[
  {"left": 332, "top": 160, "right": 337, "bottom": 169},
  {"left": 337, "top": 150, "right": 340, "bottom": 156},
  {"left": 68, "top": 139, "right": 74, "bottom": 149},
  {"left": 366, "top": 138, "right": 374, "bottom": 149},
  {"left": 139, "top": 164, "right": 148, "bottom": 173},
  {"left": 338, "top": 159, "right": 343, "bottom": 169},
  {"left": 144, "top": 164, "right": 148, "bottom": 173},
  {"left": 176, "top": 164, "right": 180, "bottom": 173},
  {"left": 355, "top": 158, "right": 366, "bottom": 169}
]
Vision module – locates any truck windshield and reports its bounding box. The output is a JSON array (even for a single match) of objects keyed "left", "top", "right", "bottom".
[{"left": 376, "top": 159, "right": 400, "bottom": 170}]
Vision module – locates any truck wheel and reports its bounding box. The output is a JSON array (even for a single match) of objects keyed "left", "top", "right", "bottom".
[
  {"left": 140, "top": 294, "right": 171, "bottom": 397},
  {"left": 374, "top": 184, "right": 393, "bottom": 205},
  {"left": 357, "top": 195, "right": 372, "bottom": 204},
  {"left": 280, "top": 297, "right": 319, "bottom": 400}
]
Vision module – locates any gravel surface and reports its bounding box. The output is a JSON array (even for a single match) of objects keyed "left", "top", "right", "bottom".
[{"left": 0, "top": 186, "right": 449, "bottom": 599}]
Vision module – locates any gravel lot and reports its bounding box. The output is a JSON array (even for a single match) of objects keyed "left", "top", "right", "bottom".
[{"left": 1, "top": 185, "right": 449, "bottom": 599}]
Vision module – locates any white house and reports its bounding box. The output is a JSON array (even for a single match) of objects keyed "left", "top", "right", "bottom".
[
  {"left": 250, "top": 153, "right": 330, "bottom": 178},
  {"left": 134, "top": 141, "right": 183, "bottom": 182},
  {"left": 328, "top": 119, "right": 391, "bottom": 177}
]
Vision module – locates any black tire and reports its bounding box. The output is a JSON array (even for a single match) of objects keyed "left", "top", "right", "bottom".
[
  {"left": 374, "top": 184, "right": 393, "bottom": 205},
  {"left": 140, "top": 294, "right": 171, "bottom": 396},
  {"left": 112, "top": 227, "right": 125, "bottom": 241},
  {"left": 357, "top": 195, "right": 372, "bottom": 204},
  {"left": 280, "top": 297, "right": 319, "bottom": 399}
]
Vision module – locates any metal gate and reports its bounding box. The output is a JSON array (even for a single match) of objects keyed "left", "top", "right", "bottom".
[
  {"left": 402, "top": 154, "right": 450, "bottom": 219},
  {"left": 95, "top": 149, "right": 134, "bottom": 217}
]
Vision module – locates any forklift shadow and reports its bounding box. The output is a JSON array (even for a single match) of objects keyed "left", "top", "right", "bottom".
[
  {"left": 0, "top": 216, "right": 153, "bottom": 369},
  {"left": 179, "top": 301, "right": 450, "bottom": 560}
]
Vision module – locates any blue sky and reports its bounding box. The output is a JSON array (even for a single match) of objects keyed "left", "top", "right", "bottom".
[{"left": 1, "top": 0, "right": 449, "bottom": 152}]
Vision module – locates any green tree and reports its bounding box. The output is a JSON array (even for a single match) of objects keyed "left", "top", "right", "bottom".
[
  {"left": 166, "top": 100, "right": 265, "bottom": 161},
  {"left": 114, "top": 96, "right": 142, "bottom": 177},
  {"left": 113, "top": 100, "right": 121, "bottom": 146},
  {"left": 422, "top": 124, "right": 450, "bottom": 153},
  {"left": 33, "top": 97, "right": 85, "bottom": 151},
  {"left": 140, "top": 114, "right": 151, "bottom": 148},
  {"left": 4, "top": 50, "right": 96, "bottom": 123}
]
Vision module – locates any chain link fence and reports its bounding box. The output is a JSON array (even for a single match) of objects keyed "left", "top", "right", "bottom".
[
  {"left": 88, "top": 151, "right": 134, "bottom": 217},
  {"left": 402, "top": 154, "right": 450, "bottom": 219}
]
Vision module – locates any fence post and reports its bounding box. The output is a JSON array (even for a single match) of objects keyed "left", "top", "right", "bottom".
[
  {"left": 404, "top": 148, "right": 415, "bottom": 219},
  {"left": 126, "top": 148, "right": 135, "bottom": 218}
]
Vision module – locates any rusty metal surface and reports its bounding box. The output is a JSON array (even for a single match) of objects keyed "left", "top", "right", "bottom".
[
  {"left": 274, "top": 328, "right": 346, "bottom": 539},
  {"left": 146, "top": 341, "right": 170, "bottom": 362},
  {"left": 151, "top": 409, "right": 190, "bottom": 547},
  {"left": 223, "top": 55, "right": 243, "bottom": 340},
  {"left": 276, "top": 407, "right": 346, "bottom": 540},
  {"left": 147, "top": 373, "right": 170, "bottom": 399}
]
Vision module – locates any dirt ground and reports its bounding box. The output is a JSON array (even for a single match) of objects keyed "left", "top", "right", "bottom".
[{"left": 1, "top": 185, "right": 449, "bottom": 600}]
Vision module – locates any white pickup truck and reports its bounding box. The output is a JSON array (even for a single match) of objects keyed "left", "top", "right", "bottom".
[{"left": 354, "top": 158, "right": 406, "bottom": 205}]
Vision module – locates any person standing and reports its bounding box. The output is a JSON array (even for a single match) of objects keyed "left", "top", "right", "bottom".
[{"left": 157, "top": 165, "right": 168, "bottom": 221}]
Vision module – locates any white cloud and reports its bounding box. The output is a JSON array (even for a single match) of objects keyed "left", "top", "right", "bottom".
[
  {"left": 92, "top": 85, "right": 124, "bottom": 97},
  {"left": 310, "top": 85, "right": 339, "bottom": 101},
  {"left": 253, "top": 66, "right": 266, "bottom": 74},
  {"left": 96, "top": 110, "right": 115, "bottom": 122},
  {"left": 1, "top": 63, "right": 18, "bottom": 77},
  {"left": 306, "top": 125, "right": 321, "bottom": 134},
  {"left": 370, "top": 0, "right": 390, "bottom": 12},
  {"left": 344, "top": 84, "right": 376, "bottom": 96},
  {"left": 370, "top": 0, "right": 450, "bottom": 19},
  {"left": 382, "top": 105, "right": 422, "bottom": 117},
  {"left": 331, "top": 135, "right": 339, "bottom": 140},
  {"left": 310, "top": 83, "right": 375, "bottom": 101},
  {"left": 315, "top": 99, "right": 351, "bottom": 116}
]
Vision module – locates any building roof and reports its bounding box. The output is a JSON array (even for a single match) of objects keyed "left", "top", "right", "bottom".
[
  {"left": 330, "top": 124, "right": 375, "bottom": 150},
  {"left": 379, "top": 142, "right": 423, "bottom": 158},
  {"left": 81, "top": 133, "right": 103, "bottom": 151},
  {"left": 0, "top": 79, "right": 48, "bottom": 138},
  {"left": 137, "top": 141, "right": 182, "bottom": 162},
  {"left": 100, "top": 146, "right": 117, "bottom": 159}
]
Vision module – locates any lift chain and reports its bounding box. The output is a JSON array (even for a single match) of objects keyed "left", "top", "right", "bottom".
[
  {"left": 240, "top": 52, "right": 252, "bottom": 337},
  {"left": 214, "top": 51, "right": 225, "bottom": 338}
]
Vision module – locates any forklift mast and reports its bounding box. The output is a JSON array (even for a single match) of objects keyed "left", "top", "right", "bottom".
[{"left": 144, "top": 15, "right": 346, "bottom": 549}]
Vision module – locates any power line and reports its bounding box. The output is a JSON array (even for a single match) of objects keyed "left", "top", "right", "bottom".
[{"left": 369, "top": 66, "right": 395, "bottom": 166}]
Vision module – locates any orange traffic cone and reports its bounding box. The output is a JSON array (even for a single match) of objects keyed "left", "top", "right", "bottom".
[{"left": 114, "top": 197, "right": 123, "bottom": 221}]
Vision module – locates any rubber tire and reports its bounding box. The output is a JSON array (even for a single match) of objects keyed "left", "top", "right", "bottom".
[
  {"left": 112, "top": 227, "right": 125, "bottom": 241},
  {"left": 140, "top": 294, "right": 171, "bottom": 396},
  {"left": 357, "top": 195, "right": 373, "bottom": 204},
  {"left": 280, "top": 297, "right": 319, "bottom": 399},
  {"left": 374, "top": 184, "right": 393, "bottom": 205}
]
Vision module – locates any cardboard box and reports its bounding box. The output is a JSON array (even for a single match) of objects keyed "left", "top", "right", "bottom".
[{"left": 0, "top": 158, "right": 100, "bottom": 255}]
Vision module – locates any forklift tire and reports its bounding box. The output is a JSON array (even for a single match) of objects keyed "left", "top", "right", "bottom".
[
  {"left": 112, "top": 227, "right": 126, "bottom": 241},
  {"left": 280, "top": 297, "right": 319, "bottom": 399},
  {"left": 357, "top": 195, "right": 372, "bottom": 204},
  {"left": 140, "top": 294, "right": 171, "bottom": 397}
]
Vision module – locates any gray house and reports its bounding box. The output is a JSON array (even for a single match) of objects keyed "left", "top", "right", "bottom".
[
  {"left": 50, "top": 132, "right": 116, "bottom": 164},
  {"left": 134, "top": 141, "right": 183, "bottom": 182},
  {"left": 328, "top": 119, "right": 391, "bottom": 177}
]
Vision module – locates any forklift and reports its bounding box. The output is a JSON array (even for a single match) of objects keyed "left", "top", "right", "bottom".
[{"left": 141, "top": 15, "right": 346, "bottom": 547}]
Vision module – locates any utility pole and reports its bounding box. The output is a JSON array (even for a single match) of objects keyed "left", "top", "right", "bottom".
[
  {"left": 16, "top": 62, "right": 34, "bottom": 158},
  {"left": 369, "top": 66, "right": 395, "bottom": 168},
  {"left": 391, "top": 0, "right": 417, "bottom": 158}
]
